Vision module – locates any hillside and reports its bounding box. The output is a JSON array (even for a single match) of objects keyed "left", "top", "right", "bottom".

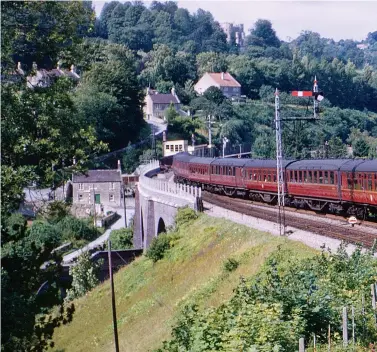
[{"left": 51, "top": 214, "right": 316, "bottom": 352}]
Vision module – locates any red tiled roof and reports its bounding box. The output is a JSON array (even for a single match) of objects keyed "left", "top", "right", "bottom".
[{"left": 207, "top": 72, "right": 241, "bottom": 87}]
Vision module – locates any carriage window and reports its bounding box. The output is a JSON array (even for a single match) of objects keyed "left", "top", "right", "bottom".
[
  {"left": 313, "top": 171, "right": 318, "bottom": 183},
  {"left": 353, "top": 174, "right": 359, "bottom": 190},
  {"left": 308, "top": 171, "right": 312, "bottom": 183},
  {"left": 319, "top": 171, "right": 323, "bottom": 184},
  {"left": 267, "top": 174, "right": 271, "bottom": 182},
  {"left": 330, "top": 172, "right": 334, "bottom": 184},
  {"left": 298, "top": 171, "right": 302, "bottom": 183},
  {"left": 233, "top": 167, "right": 236, "bottom": 176},
  {"left": 324, "top": 171, "right": 329, "bottom": 184},
  {"left": 347, "top": 173, "right": 352, "bottom": 189},
  {"left": 258, "top": 172, "right": 261, "bottom": 181},
  {"left": 273, "top": 173, "right": 277, "bottom": 182},
  {"left": 368, "top": 174, "right": 373, "bottom": 191}
]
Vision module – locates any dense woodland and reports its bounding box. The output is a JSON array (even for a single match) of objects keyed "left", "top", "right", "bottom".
[{"left": 1, "top": 1, "right": 377, "bottom": 351}]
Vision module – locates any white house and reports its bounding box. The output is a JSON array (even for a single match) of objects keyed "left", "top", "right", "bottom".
[{"left": 194, "top": 72, "right": 241, "bottom": 98}]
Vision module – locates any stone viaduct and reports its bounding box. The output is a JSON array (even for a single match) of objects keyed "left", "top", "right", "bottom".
[{"left": 134, "top": 161, "right": 202, "bottom": 250}]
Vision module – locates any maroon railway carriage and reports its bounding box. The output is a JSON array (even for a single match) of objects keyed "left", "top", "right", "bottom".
[
  {"left": 241, "top": 159, "right": 294, "bottom": 202},
  {"left": 339, "top": 160, "right": 377, "bottom": 214},
  {"left": 171, "top": 153, "right": 377, "bottom": 217}
]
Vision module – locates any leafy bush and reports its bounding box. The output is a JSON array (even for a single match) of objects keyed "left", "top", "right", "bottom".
[
  {"left": 109, "top": 228, "right": 133, "bottom": 250},
  {"left": 175, "top": 207, "right": 198, "bottom": 228},
  {"left": 223, "top": 258, "right": 239, "bottom": 272},
  {"left": 65, "top": 252, "right": 102, "bottom": 301},
  {"left": 45, "top": 201, "right": 70, "bottom": 223},
  {"left": 157, "top": 245, "right": 377, "bottom": 351},
  {"left": 27, "top": 221, "right": 61, "bottom": 249},
  {"left": 56, "top": 216, "right": 99, "bottom": 242},
  {"left": 146, "top": 233, "right": 174, "bottom": 263}
]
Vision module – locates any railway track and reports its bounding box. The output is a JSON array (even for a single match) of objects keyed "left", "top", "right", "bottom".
[{"left": 202, "top": 191, "right": 377, "bottom": 249}]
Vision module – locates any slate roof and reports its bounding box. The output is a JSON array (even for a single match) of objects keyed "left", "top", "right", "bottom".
[
  {"left": 72, "top": 170, "right": 121, "bottom": 183},
  {"left": 149, "top": 92, "right": 180, "bottom": 104},
  {"left": 287, "top": 159, "right": 354, "bottom": 171},
  {"left": 207, "top": 72, "right": 241, "bottom": 87}
]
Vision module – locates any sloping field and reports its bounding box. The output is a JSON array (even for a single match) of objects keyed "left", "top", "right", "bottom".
[{"left": 51, "top": 214, "right": 316, "bottom": 352}]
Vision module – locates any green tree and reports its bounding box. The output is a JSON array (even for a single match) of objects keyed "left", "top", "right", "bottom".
[
  {"left": 80, "top": 56, "right": 145, "bottom": 149},
  {"left": 196, "top": 52, "right": 228, "bottom": 76},
  {"left": 1, "top": 1, "right": 95, "bottom": 70},
  {"left": 353, "top": 138, "right": 370, "bottom": 157},
  {"left": 328, "top": 137, "right": 347, "bottom": 158},
  {"left": 65, "top": 251, "right": 102, "bottom": 301},
  {"left": 109, "top": 228, "right": 134, "bottom": 250},
  {"left": 246, "top": 19, "right": 280, "bottom": 48}
]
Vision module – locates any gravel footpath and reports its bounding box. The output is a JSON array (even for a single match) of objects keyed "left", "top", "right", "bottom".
[{"left": 204, "top": 201, "right": 372, "bottom": 256}]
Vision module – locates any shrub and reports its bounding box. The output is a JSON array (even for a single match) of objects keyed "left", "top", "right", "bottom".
[
  {"left": 109, "top": 228, "right": 133, "bottom": 250},
  {"left": 65, "top": 252, "right": 102, "bottom": 301},
  {"left": 223, "top": 258, "right": 239, "bottom": 272},
  {"left": 175, "top": 207, "right": 198, "bottom": 228},
  {"left": 27, "top": 221, "right": 61, "bottom": 249},
  {"left": 56, "top": 216, "right": 99, "bottom": 242},
  {"left": 146, "top": 233, "right": 173, "bottom": 263},
  {"left": 45, "top": 201, "right": 70, "bottom": 223}
]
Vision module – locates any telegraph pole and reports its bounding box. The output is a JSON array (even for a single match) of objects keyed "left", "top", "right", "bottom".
[
  {"left": 108, "top": 240, "right": 120, "bottom": 352},
  {"left": 275, "top": 89, "right": 285, "bottom": 236}
]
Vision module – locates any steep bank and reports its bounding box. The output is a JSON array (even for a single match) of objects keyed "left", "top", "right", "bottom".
[{"left": 51, "top": 214, "right": 316, "bottom": 352}]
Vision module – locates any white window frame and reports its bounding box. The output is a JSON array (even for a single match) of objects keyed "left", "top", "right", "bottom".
[
  {"left": 78, "top": 193, "right": 83, "bottom": 201},
  {"left": 78, "top": 183, "right": 84, "bottom": 190},
  {"left": 109, "top": 194, "right": 115, "bottom": 202},
  {"left": 109, "top": 182, "right": 115, "bottom": 190}
]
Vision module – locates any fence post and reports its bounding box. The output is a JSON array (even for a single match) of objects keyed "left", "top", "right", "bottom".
[
  {"left": 352, "top": 306, "right": 355, "bottom": 347},
  {"left": 328, "top": 324, "right": 331, "bottom": 352},
  {"left": 372, "top": 283, "right": 377, "bottom": 326},
  {"left": 313, "top": 333, "right": 316, "bottom": 352},
  {"left": 299, "top": 337, "right": 305, "bottom": 352},
  {"left": 343, "top": 306, "right": 348, "bottom": 347}
]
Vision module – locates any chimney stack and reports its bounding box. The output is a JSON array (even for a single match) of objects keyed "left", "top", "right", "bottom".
[
  {"left": 221, "top": 72, "right": 224, "bottom": 80},
  {"left": 171, "top": 87, "right": 176, "bottom": 96},
  {"left": 70, "top": 64, "right": 75, "bottom": 73},
  {"left": 163, "top": 131, "right": 167, "bottom": 142},
  {"left": 117, "top": 159, "right": 121, "bottom": 171}
]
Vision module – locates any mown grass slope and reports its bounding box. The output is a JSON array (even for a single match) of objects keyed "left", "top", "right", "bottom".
[{"left": 51, "top": 214, "right": 316, "bottom": 352}]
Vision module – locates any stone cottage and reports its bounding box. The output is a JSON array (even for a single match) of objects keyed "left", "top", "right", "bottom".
[
  {"left": 72, "top": 167, "right": 123, "bottom": 218},
  {"left": 143, "top": 87, "right": 181, "bottom": 120}
]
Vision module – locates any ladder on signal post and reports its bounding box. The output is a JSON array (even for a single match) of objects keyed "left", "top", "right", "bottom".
[{"left": 274, "top": 76, "right": 325, "bottom": 236}]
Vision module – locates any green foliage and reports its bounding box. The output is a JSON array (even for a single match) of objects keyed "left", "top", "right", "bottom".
[
  {"left": 65, "top": 252, "right": 102, "bottom": 301},
  {"left": 353, "top": 138, "right": 370, "bottom": 157},
  {"left": 44, "top": 201, "right": 71, "bottom": 224},
  {"left": 56, "top": 216, "right": 100, "bottom": 242},
  {"left": 109, "top": 228, "right": 133, "bottom": 250},
  {"left": 2, "top": 214, "right": 75, "bottom": 352},
  {"left": 203, "top": 86, "right": 225, "bottom": 105},
  {"left": 158, "top": 245, "right": 377, "bottom": 351},
  {"left": 223, "top": 258, "right": 239, "bottom": 272},
  {"left": 146, "top": 233, "right": 174, "bottom": 263},
  {"left": 77, "top": 45, "right": 145, "bottom": 150},
  {"left": 1, "top": 1, "right": 94, "bottom": 70},
  {"left": 28, "top": 221, "right": 61, "bottom": 249},
  {"left": 246, "top": 19, "right": 280, "bottom": 48},
  {"left": 175, "top": 207, "right": 199, "bottom": 228}
]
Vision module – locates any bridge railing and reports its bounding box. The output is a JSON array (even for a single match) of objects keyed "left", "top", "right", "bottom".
[{"left": 138, "top": 160, "right": 201, "bottom": 202}]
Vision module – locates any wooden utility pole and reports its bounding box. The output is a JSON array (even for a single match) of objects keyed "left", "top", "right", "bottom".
[{"left": 108, "top": 240, "right": 120, "bottom": 352}]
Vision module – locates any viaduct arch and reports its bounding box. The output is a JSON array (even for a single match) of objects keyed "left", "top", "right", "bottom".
[{"left": 133, "top": 161, "right": 202, "bottom": 250}]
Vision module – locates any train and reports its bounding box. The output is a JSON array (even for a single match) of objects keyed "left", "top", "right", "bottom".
[{"left": 161, "top": 153, "right": 377, "bottom": 219}]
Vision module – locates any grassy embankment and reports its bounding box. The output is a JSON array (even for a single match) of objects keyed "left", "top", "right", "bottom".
[{"left": 51, "top": 214, "right": 316, "bottom": 352}]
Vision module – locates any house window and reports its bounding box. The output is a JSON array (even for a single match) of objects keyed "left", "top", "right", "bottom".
[
  {"left": 78, "top": 193, "right": 83, "bottom": 201},
  {"left": 109, "top": 194, "right": 115, "bottom": 202},
  {"left": 166, "top": 144, "right": 169, "bottom": 150},
  {"left": 179, "top": 145, "right": 183, "bottom": 151},
  {"left": 109, "top": 182, "right": 115, "bottom": 190},
  {"left": 78, "top": 183, "right": 84, "bottom": 190},
  {"left": 175, "top": 145, "right": 179, "bottom": 152}
]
